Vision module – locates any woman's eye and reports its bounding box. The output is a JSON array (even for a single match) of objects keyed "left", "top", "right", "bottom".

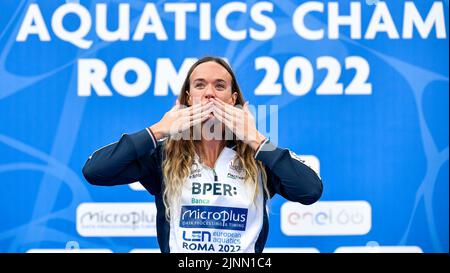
[
  {"left": 195, "top": 84, "right": 205, "bottom": 88},
  {"left": 216, "top": 85, "right": 225, "bottom": 90}
]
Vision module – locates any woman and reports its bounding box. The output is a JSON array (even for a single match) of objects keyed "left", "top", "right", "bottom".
[{"left": 82, "top": 56, "right": 323, "bottom": 253}]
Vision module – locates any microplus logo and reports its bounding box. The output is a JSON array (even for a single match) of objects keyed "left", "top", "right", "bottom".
[
  {"left": 281, "top": 201, "right": 371, "bottom": 236},
  {"left": 77, "top": 203, "right": 157, "bottom": 237},
  {"left": 180, "top": 205, "right": 248, "bottom": 231}
]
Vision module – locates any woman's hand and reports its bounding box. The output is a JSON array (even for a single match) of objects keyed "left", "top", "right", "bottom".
[
  {"left": 150, "top": 100, "right": 213, "bottom": 140},
  {"left": 211, "top": 98, "right": 266, "bottom": 151}
]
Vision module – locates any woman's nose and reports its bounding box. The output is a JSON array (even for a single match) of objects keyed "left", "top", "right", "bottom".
[
  {"left": 203, "top": 85, "right": 216, "bottom": 100},
  {"left": 204, "top": 94, "right": 215, "bottom": 100}
]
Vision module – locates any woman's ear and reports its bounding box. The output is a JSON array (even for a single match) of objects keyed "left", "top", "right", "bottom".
[
  {"left": 186, "top": 91, "right": 191, "bottom": 106},
  {"left": 231, "top": 92, "right": 238, "bottom": 105}
]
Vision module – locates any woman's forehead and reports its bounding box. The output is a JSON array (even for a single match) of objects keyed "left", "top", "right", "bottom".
[{"left": 190, "top": 61, "right": 232, "bottom": 82}]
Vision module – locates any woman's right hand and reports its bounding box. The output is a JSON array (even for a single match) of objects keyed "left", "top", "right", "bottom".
[{"left": 149, "top": 100, "right": 213, "bottom": 140}]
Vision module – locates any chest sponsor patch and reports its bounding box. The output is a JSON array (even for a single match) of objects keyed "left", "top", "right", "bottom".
[{"left": 180, "top": 205, "right": 248, "bottom": 231}]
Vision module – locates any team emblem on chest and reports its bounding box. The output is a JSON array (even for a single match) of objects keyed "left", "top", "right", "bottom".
[
  {"left": 189, "top": 162, "right": 202, "bottom": 179},
  {"left": 227, "top": 159, "right": 246, "bottom": 180}
]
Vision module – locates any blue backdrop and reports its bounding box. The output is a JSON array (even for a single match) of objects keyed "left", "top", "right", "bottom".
[{"left": 0, "top": 0, "right": 448, "bottom": 253}]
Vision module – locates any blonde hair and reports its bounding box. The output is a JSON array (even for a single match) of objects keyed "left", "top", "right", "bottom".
[{"left": 161, "top": 56, "right": 270, "bottom": 220}]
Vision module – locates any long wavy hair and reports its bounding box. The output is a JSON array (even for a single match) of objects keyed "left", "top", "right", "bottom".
[{"left": 162, "top": 56, "right": 269, "bottom": 219}]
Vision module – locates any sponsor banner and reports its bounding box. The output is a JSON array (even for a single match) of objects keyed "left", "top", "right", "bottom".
[
  {"left": 281, "top": 201, "right": 371, "bottom": 236},
  {"left": 335, "top": 245, "right": 423, "bottom": 253},
  {"left": 77, "top": 202, "right": 157, "bottom": 237},
  {"left": 27, "top": 249, "right": 113, "bottom": 253},
  {"left": 129, "top": 182, "right": 146, "bottom": 191},
  {"left": 263, "top": 247, "right": 320, "bottom": 253}
]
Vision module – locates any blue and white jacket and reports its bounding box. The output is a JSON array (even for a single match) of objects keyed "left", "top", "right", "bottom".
[{"left": 82, "top": 128, "right": 323, "bottom": 253}]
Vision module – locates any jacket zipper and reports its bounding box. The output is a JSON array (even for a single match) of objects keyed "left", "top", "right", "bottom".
[
  {"left": 200, "top": 147, "right": 227, "bottom": 182},
  {"left": 212, "top": 168, "right": 218, "bottom": 182}
]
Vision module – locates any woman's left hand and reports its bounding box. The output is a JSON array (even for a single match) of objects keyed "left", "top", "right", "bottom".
[{"left": 212, "top": 98, "right": 266, "bottom": 151}]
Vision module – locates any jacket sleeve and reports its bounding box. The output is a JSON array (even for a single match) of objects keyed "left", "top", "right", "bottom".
[
  {"left": 255, "top": 139, "right": 323, "bottom": 205},
  {"left": 82, "top": 128, "right": 162, "bottom": 194}
]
